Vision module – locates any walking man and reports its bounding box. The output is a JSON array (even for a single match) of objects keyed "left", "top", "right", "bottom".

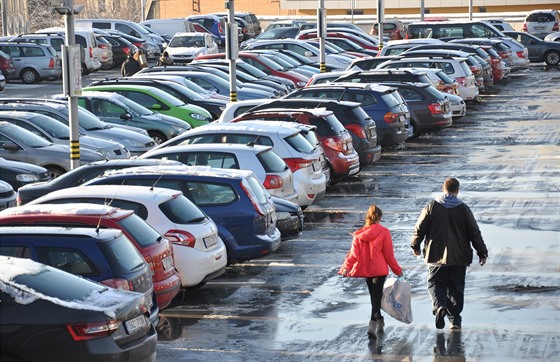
[{"left": 411, "top": 177, "right": 488, "bottom": 330}]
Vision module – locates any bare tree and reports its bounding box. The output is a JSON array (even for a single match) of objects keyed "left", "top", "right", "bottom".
[{"left": 28, "top": 0, "right": 64, "bottom": 32}]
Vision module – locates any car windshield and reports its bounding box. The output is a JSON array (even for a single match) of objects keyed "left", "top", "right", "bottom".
[
  {"left": 98, "top": 232, "right": 146, "bottom": 274},
  {"left": 56, "top": 106, "right": 110, "bottom": 131},
  {"left": 1, "top": 123, "right": 52, "bottom": 147},
  {"left": 28, "top": 113, "right": 72, "bottom": 139},
  {"left": 170, "top": 35, "right": 205, "bottom": 48},
  {"left": 238, "top": 62, "right": 268, "bottom": 78},
  {"left": 114, "top": 95, "right": 154, "bottom": 116},
  {"left": 117, "top": 213, "right": 160, "bottom": 247},
  {"left": 250, "top": 54, "right": 285, "bottom": 71},
  {"left": 162, "top": 81, "right": 205, "bottom": 101},
  {"left": 159, "top": 195, "right": 207, "bottom": 224},
  {"left": 435, "top": 70, "right": 456, "bottom": 84}
]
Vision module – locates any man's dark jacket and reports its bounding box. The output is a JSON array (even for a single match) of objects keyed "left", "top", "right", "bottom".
[
  {"left": 411, "top": 195, "right": 488, "bottom": 266},
  {"left": 121, "top": 57, "right": 141, "bottom": 77}
]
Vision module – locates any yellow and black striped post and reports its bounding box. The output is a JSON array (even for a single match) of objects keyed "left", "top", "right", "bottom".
[
  {"left": 70, "top": 140, "right": 80, "bottom": 161},
  {"left": 230, "top": 91, "right": 237, "bottom": 102}
]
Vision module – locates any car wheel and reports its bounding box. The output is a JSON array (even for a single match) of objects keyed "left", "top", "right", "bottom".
[
  {"left": 544, "top": 50, "right": 560, "bottom": 66},
  {"left": 408, "top": 120, "right": 420, "bottom": 139},
  {"left": 47, "top": 166, "right": 65, "bottom": 179},
  {"left": 20, "top": 68, "right": 39, "bottom": 84},
  {"left": 148, "top": 130, "right": 167, "bottom": 144},
  {"left": 81, "top": 63, "right": 90, "bottom": 76}
]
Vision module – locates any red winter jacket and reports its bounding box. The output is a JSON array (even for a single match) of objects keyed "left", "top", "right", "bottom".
[{"left": 339, "top": 224, "right": 402, "bottom": 278}]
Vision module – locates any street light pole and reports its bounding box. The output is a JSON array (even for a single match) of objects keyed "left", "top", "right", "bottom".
[
  {"left": 318, "top": 0, "right": 326, "bottom": 73},
  {"left": 225, "top": 0, "right": 238, "bottom": 102}
]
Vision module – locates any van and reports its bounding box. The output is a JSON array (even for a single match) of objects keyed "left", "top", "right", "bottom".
[
  {"left": 140, "top": 18, "right": 195, "bottom": 38},
  {"left": 406, "top": 21, "right": 505, "bottom": 40},
  {"left": 75, "top": 18, "right": 164, "bottom": 59}
]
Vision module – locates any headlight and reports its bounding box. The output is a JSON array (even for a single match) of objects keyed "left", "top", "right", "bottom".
[
  {"left": 16, "top": 174, "right": 39, "bottom": 182},
  {"left": 276, "top": 212, "right": 291, "bottom": 220},
  {"left": 120, "top": 137, "right": 146, "bottom": 147},
  {"left": 190, "top": 113, "right": 207, "bottom": 121},
  {"left": 171, "top": 124, "right": 191, "bottom": 133}
]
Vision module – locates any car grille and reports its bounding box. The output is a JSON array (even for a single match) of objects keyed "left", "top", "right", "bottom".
[{"left": 0, "top": 189, "right": 15, "bottom": 198}]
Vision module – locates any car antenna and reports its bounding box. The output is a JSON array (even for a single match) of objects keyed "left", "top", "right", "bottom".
[
  {"left": 247, "top": 135, "right": 260, "bottom": 147},
  {"left": 150, "top": 172, "right": 165, "bottom": 191}
]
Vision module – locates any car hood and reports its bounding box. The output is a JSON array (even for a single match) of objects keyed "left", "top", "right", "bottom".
[
  {"left": 167, "top": 46, "right": 205, "bottom": 56},
  {"left": 0, "top": 158, "right": 47, "bottom": 174}
]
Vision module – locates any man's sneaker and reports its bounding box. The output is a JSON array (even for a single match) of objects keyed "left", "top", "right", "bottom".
[
  {"left": 435, "top": 307, "right": 447, "bottom": 329},
  {"left": 450, "top": 322, "right": 461, "bottom": 330}
]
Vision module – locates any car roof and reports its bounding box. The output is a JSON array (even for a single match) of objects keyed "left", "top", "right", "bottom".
[
  {"left": 98, "top": 164, "right": 253, "bottom": 180},
  {"left": 185, "top": 121, "right": 302, "bottom": 136},
  {"left": 0, "top": 203, "right": 132, "bottom": 218},
  {"left": 145, "top": 143, "right": 272, "bottom": 155},
  {"left": 0, "top": 225, "right": 122, "bottom": 239},
  {"left": 240, "top": 107, "right": 333, "bottom": 118},
  {"left": 304, "top": 82, "right": 396, "bottom": 92}
]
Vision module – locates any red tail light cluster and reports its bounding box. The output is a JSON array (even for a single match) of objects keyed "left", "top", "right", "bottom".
[
  {"left": 101, "top": 277, "right": 131, "bottom": 291},
  {"left": 345, "top": 124, "right": 367, "bottom": 139},
  {"left": 553, "top": 23, "right": 559, "bottom": 32},
  {"left": 89, "top": 47, "right": 93, "bottom": 59},
  {"left": 165, "top": 229, "right": 196, "bottom": 247},
  {"left": 264, "top": 175, "right": 283, "bottom": 189},
  {"left": 456, "top": 76, "right": 467, "bottom": 86},
  {"left": 428, "top": 102, "right": 443, "bottom": 114},
  {"left": 322, "top": 137, "right": 344, "bottom": 152},
  {"left": 99, "top": 43, "right": 109, "bottom": 49},
  {"left": 516, "top": 51, "right": 526, "bottom": 59},
  {"left": 67, "top": 321, "right": 120, "bottom": 341},
  {"left": 383, "top": 112, "right": 399, "bottom": 124},
  {"left": 521, "top": 23, "right": 528, "bottom": 32},
  {"left": 284, "top": 157, "right": 313, "bottom": 173},
  {"left": 48, "top": 58, "right": 55, "bottom": 68}
]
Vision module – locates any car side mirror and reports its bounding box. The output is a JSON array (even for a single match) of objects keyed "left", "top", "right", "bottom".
[
  {"left": 120, "top": 113, "right": 132, "bottom": 120},
  {"left": 304, "top": 51, "right": 314, "bottom": 57},
  {"left": 2, "top": 142, "right": 20, "bottom": 151},
  {"left": 151, "top": 104, "right": 162, "bottom": 110}
]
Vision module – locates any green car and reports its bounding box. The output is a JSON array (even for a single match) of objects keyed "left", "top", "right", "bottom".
[{"left": 82, "top": 84, "right": 213, "bottom": 128}]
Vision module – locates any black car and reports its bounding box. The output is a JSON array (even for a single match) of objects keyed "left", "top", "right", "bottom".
[
  {"left": 0, "top": 156, "right": 51, "bottom": 191},
  {"left": 247, "top": 98, "right": 382, "bottom": 167},
  {"left": 95, "top": 32, "right": 137, "bottom": 66},
  {"left": 0, "top": 255, "right": 157, "bottom": 362}
]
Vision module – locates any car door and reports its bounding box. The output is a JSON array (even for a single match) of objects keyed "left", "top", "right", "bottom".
[{"left": 515, "top": 33, "right": 545, "bottom": 61}]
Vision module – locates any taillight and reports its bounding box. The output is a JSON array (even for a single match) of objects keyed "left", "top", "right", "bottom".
[
  {"left": 499, "top": 51, "right": 508, "bottom": 59},
  {"left": 428, "top": 102, "right": 443, "bottom": 114},
  {"left": 99, "top": 44, "right": 109, "bottom": 49},
  {"left": 284, "top": 158, "right": 313, "bottom": 173},
  {"left": 456, "top": 76, "right": 467, "bottom": 86},
  {"left": 218, "top": 22, "right": 224, "bottom": 34},
  {"left": 48, "top": 58, "right": 55, "bottom": 68},
  {"left": 101, "top": 278, "right": 131, "bottom": 291},
  {"left": 322, "top": 137, "right": 344, "bottom": 152},
  {"left": 165, "top": 229, "right": 196, "bottom": 247},
  {"left": 345, "top": 124, "right": 367, "bottom": 139},
  {"left": 67, "top": 321, "right": 120, "bottom": 341},
  {"left": 89, "top": 47, "right": 93, "bottom": 58},
  {"left": 553, "top": 23, "right": 559, "bottom": 32},
  {"left": 469, "top": 65, "right": 478, "bottom": 73},
  {"left": 263, "top": 175, "right": 283, "bottom": 189},
  {"left": 521, "top": 23, "right": 527, "bottom": 32},
  {"left": 516, "top": 51, "right": 525, "bottom": 59},
  {"left": 383, "top": 112, "right": 399, "bottom": 124}
]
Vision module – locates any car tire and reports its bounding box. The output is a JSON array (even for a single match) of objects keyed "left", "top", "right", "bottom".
[
  {"left": 148, "top": 130, "right": 167, "bottom": 144},
  {"left": 20, "top": 68, "right": 40, "bottom": 84},
  {"left": 544, "top": 50, "right": 560, "bottom": 66},
  {"left": 46, "top": 166, "right": 65, "bottom": 179}
]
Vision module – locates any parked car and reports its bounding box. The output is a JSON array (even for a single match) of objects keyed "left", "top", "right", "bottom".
[
  {"left": 27, "top": 185, "right": 228, "bottom": 288},
  {"left": 231, "top": 108, "right": 360, "bottom": 181},
  {"left": 0, "top": 49, "right": 17, "bottom": 80},
  {"left": 0, "top": 122, "right": 106, "bottom": 178},
  {"left": 522, "top": 9, "right": 560, "bottom": 39},
  {"left": 85, "top": 166, "right": 282, "bottom": 263},
  {"left": 241, "top": 26, "right": 301, "bottom": 48},
  {"left": 0, "top": 72, "right": 4, "bottom": 92},
  {"left": 0, "top": 42, "right": 61, "bottom": 83},
  {"left": 0, "top": 203, "right": 181, "bottom": 309},
  {"left": 0, "top": 156, "right": 51, "bottom": 191},
  {"left": 0, "top": 180, "right": 16, "bottom": 210},
  {"left": 544, "top": 31, "right": 560, "bottom": 42},
  {"left": 406, "top": 20, "right": 505, "bottom": 40},
  {"left": 370, "top": 20, "right": 407, "bottom": 40},
  {"left": 0, "top": 255, "right": 157, "bottom": 362},
  {"left": 164, "top": 32, "right": 219, "bottom": 64},
  {"left": 482, "top": 19, "right": 516, "bottom": 32},
  {"left": 0, "top": 110, "right": 130, "bottom": 160},
  {"left": 52, "top": 91, "right": 192, "bottom": 144},
  {"left": 94, "top": 34, "right": 114, "bottom": 69},
  {"left": 16, "top": 158, "right": 182, "bottom": 206},
  {"left": 503, "top": 31, "right": 560, "bottom": 66},
  {"left": 186, "top": 14, "right": 226, "bottom": 47},
  {"left": 0, "top": 226, "right": 158, "bottom": 326},
  {"left": 285, "top": 83, "right": 410, "bottom": 148},
  {"left": 92, "top": 29, "right": 137, "bottom": 66},
  {"left": 82, "top": 84, "right": 213, "bottom": 128},
  {"left": 0, "top": 98, "right": 156, "bottom": 156}
]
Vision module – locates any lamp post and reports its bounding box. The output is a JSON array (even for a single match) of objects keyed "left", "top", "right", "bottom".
[
  {"left": 50, "top": 0, "right": 83, "bottom": 170},
  {"left": 318, "top": 0, "right": 326, "bottom": 73},
  {"left": 225, "top": 0, "right": 238, "bottom": 102}
]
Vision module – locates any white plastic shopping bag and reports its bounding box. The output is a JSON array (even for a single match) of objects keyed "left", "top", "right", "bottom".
[{"left": 381, "top": 277, "right": 413, "bottom": 324}]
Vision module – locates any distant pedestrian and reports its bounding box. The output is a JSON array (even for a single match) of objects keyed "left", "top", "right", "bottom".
[
  {"left": 411, "top": 177, "right": 488, "bottom": 330},
  {"left": 121, "top": 51, "right": 142, "bottom": 77},
  {"left": 339, "top": 204, "right": 403, "bottom": 339},
  {"left": 156, "top": 52, "right": 173, "bottom": 66}
]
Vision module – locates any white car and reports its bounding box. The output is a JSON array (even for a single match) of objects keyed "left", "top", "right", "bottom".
[
  {"left": 164, "top": 32, "right": 218, "bottom": 64},
  {"left": 27, "top": 185, "right": 228, "bottom": 288},
  {"left": 152, "top": 121, "right": 327, "bottom": 208},
  {"left": 140, "top": 143, "right": 299, "bottom": 205},
  {"left": 0, "top": 72, "right": 5, "bottom": 92}
]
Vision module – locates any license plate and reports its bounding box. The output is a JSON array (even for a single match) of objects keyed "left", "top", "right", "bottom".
[
  {"left": 145, "top": 293, "right": 153, "bottom": 310},
  {"left": 534, "top": 26, "right": 545, "bottom": 30},
  {"left": 204, "top": 234, "right": 217, "bottom": 249},
  {"left": 162, "top": 255, "right": 174, "bottom": 272},
  {"left": 312, "top": 161, "right": 321, "bottom": 172},
  {"left": 125, "top": 315, "right": 147, "bottom": 334}
]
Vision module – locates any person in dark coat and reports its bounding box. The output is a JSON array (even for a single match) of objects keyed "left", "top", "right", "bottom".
[
  {"left": 121, "top": 50, "right": 142, "bottom": 76},
  {"left": 411, "top": 177, "right": 488, "bottom": 330}
]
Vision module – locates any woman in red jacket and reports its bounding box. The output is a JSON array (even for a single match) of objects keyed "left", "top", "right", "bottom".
[{"left": 339, "top": 204, "right": 403, "bottom": 338}]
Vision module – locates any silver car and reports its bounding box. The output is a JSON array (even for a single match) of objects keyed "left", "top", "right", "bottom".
[
  {"left": 522, "top": 9, "right": 560, "bottom": 39},
  {"left": 0, "top": 122, "right": 106, "bottom": 178},
  {"left": 0, "top": 42, "right": 62, "bottom": 83},
  {"left": 0, "top": 111, "right": 130, "bottom": 159}
]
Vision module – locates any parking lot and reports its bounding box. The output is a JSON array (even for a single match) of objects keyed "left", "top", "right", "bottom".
[{"left": 1, "top": 63, "right": 559, "bottom": 361}]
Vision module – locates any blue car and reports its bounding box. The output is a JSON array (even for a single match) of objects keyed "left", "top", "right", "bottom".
[
  {"left": 85, "top": 165, "right": 281, "bottom": 263},
  {"left": 285, "top": 83, "right": 411, "bottom": 148},
  {"left": 187, "top": 14, "right": 226, "bottom": 47}
]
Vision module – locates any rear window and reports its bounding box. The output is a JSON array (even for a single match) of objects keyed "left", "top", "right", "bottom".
[
  {"left": 244, "top": 175, "right": 269, "bottom": 204},
  {"left": 526, "top": 13, "right": 555, "bottom": 22},
  {"left": 425, "top": 85, "right": 447, "bottom": 100},
  {"left": 117, "top": 213, "right": 160, "bottom": 247},
  {"left": 99, "top": 233, "right": 145, "bottom": 275},
  {"left": 185, "top": 181, "right": 239, "bottom": 206},
  {"left": 159, "top": 195, "right": 207, "bottom": 224},
  {"left": 284, "top": 133, "right": 315, "bottom": 154},
  {"left": 459, "top": 61, "right": 473, "bottom": 76},
  {"left": 257, "top": 149, "right": 287, "bottom": 173},
  {"left": 435, "top": 71, "right": 455, "bottom": 84},
  {"left": 381, "top": 91, "right": 403, "bottom": 107},
  {"left": 308, "top": 115, "right": 346, "bottom": 136}
]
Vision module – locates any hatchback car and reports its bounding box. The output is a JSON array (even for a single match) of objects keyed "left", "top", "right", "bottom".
[
  {"left": 27, "top": 185, "right": 228, "bottom": 288},
  {"left": 153, "top": 122, "right": 327, "bottom": 207},
  {"left": 0, "top": 226, "right": 158, "bottom": 326},
  {"left": 52, "top": 91, "right": 192, "bottom": 144},
  {"left": 0, "top": 122, "right": 106, "bottom": 178},
  {"left": 86, "top": 166, "right": 282, "bottom": 263},
  {"left": 0, "top": 156, "right": 51, "bottom": 191},
  {"left": 231, "top": 109, "right": 360, "bottom": 181},
  {"left": 186, "top": 14, "right": 226, "bottom": 46},
  {"left": 0, "top": 203, "right": 181, "bottom": 310},
  {"left": 0, "top": 49, "right": 16, "bottom": 79},
  {"left": 503, "top": 31, "right": 560, "bottom": 66},
  {"left": 522, "top": 9, "right": 560, "bottom": 39},
  {"left": 0, "top": 42, "right": 61, "bottom": 83},
  {"left": 0, "top": 256, "right": 157, "bottom": 362},
  {"left": 164, "top": 32, "right": 219, "bottom": 64},
  {"left": 82, "top": 84, "right": 214, "bottom": 128}
]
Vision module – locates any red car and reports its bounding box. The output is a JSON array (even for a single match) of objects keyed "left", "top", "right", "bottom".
[
  {"left": 195, "top": 52, "right": 308, "bottom": 88},
  {"left": 370, "top": 20, "right": 407, "bottom": 40},
  {"left": 0, "top": 203, "right": 182, "bottom": 310},
  {"left": 231, "top": 108, "right": 360, "bottom": 181}
]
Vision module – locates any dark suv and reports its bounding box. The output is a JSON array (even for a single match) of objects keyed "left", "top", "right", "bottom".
[
  {"left": 285, "top": 83, "right": 410, "bottom": 148},
  {"left": 247, "top": 99, "right": 382, "bottom": 167}
]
